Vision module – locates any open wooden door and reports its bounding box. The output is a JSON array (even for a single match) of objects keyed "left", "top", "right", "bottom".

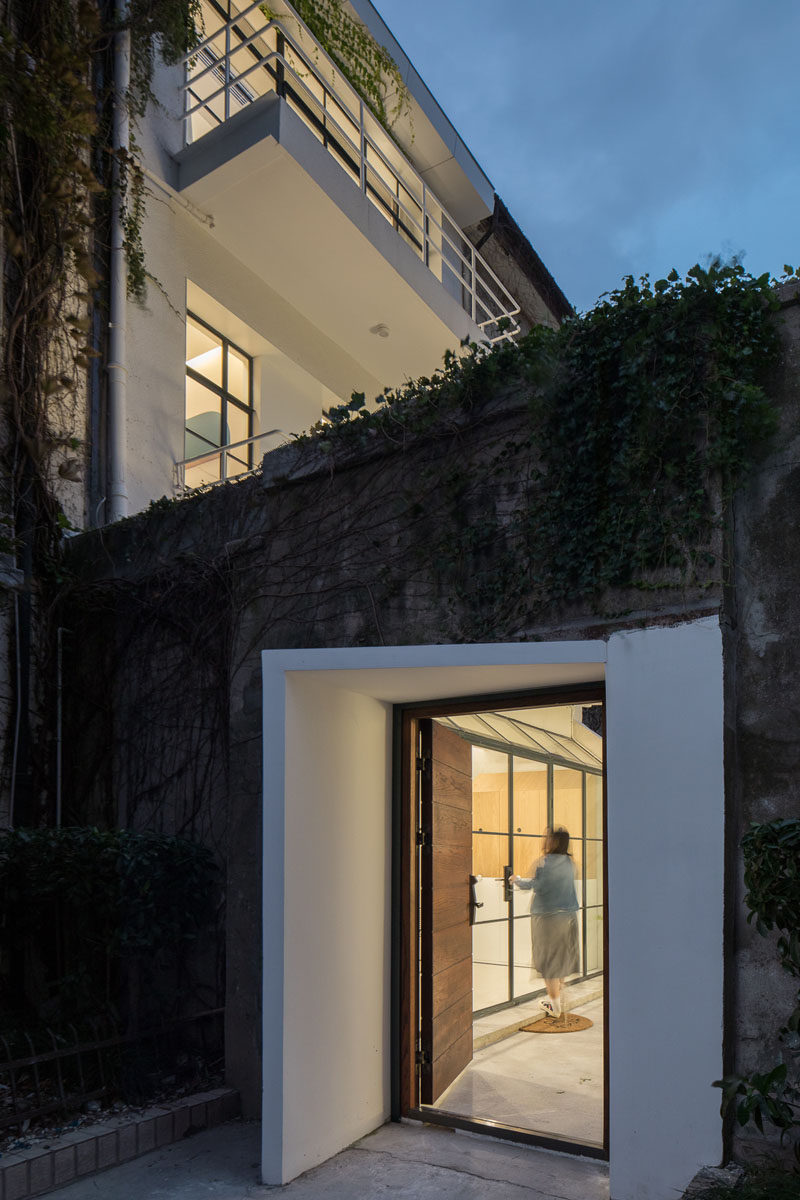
[{"left": 419, "top": 719, "right": 473, "bottom": 1104}]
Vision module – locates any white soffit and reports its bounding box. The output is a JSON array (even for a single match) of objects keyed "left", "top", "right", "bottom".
[
  {"left": 178, "top": 98, "right": 482, "bottom": 389},
  {"left": 265, "top": 642, "right": 607, "bottom": 703}
]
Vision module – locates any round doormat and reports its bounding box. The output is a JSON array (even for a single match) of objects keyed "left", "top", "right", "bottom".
[{"left": 521, "top": 1013, "right": 593, "bottom": 1034}]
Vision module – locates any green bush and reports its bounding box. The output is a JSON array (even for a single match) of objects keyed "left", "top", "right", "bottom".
[{"left": 0, "top": 827, "right": 218, "bottom": 1027}]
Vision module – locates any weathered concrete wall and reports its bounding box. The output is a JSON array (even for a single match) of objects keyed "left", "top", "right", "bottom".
[
  {"left": 61, "top": 383, "right": 722, "bottom": 1117},
  {"left": 724, "top": 291, "right": 800, "bottom": 1158}
]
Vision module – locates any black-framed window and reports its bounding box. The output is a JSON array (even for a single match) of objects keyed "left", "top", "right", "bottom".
[{"left": 185, "top": 312, "right": 254, "bottom": 489}]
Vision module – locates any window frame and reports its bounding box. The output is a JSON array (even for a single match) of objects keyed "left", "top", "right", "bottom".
[{"left": 185, "top": 310, "right": 255, "bottom": 483}]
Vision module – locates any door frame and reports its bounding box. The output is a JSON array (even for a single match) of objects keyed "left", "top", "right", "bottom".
[{"left": 392, "top": 681, "right": 608, "bottom": 1159}]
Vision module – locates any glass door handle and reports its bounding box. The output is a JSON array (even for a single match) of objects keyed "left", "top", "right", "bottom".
[
  {"left": 503, "top": 864, "right": 512, "bottom": 902},
  {"left": 469, "top": 874, "right": 483, "bottom": 925}
]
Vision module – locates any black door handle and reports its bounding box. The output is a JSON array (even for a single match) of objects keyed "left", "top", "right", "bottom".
[
  {"left": 469, "top": 874, "right": 483, "bottom": 925},
  {"left": 503, "top": 864, "right": 512, "bottom": 902}
]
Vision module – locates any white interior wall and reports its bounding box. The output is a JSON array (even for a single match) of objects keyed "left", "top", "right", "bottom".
[{"left": 262, "top": 625, "right": 724, "bottom": 1199}]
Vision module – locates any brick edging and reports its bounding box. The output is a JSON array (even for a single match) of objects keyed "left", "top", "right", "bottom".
[{"left": 0, "top": 1086, "right": 240, "bottom": 1200}]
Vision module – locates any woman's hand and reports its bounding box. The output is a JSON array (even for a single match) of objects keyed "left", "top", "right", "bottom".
[{"left": 509, "top": 874, "right": 518, "bottom": 884}]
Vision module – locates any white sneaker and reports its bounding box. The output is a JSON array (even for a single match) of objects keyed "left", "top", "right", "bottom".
[{"left": 540, "top": 997, "right": 561, "bottom": 1018}]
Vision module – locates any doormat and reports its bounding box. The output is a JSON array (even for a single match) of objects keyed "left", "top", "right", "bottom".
[{"left": 521, "top": 1013, "right": 593, "bottom": 1034}]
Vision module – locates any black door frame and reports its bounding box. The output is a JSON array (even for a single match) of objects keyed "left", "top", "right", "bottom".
[{"left": 391, "top": 681, "right": 608, "bottom": 1159}]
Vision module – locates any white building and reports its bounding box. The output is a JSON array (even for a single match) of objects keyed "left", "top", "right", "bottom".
[{"left": 108, "top": 0, "right": 569, "bottom": 519}]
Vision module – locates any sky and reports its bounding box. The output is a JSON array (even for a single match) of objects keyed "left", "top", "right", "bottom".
[{"left": 375, "top": 0, "right": 800, "bottom": 312}]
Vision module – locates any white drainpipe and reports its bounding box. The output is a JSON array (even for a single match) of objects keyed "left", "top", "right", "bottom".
[{"left": 107, "top": 0, "right": 130, "bottom": 523}]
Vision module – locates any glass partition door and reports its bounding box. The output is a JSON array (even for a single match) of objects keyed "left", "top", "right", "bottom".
[{"left": 471, "top": 746, "right": 603, "bottom": 1016}]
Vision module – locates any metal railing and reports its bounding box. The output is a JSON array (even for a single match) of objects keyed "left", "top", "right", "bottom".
[
  {"left": 175, "top": 428, "right": 283, "bottom": 492},
  {"left": 0, "top": 1009, "right": 224, "bottom": 1131},
  {"left": 180, "top": 1, "right": 520, "bottom": 341}
]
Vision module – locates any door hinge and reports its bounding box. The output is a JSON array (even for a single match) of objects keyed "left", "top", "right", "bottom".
[
  {"left": 416, "top": 753, "right": 431, "bottom": 775},
  {"left": 416, "top": 829, "right": 428, "bottom": 847},
  {"left": 415, "top": 1048, "right": 431, "bottom": 1075}
]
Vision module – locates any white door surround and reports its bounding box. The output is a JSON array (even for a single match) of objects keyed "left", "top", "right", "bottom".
[{"left": 262, "top": 620, "right": 724, "bottom": 1199}]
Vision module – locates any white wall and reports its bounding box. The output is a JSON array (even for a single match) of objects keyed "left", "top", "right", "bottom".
[
  {"left": 262, "top": 625, "right": 725, "bottom": 1199},
  {"left": 606, "top": 618, "right": 724, "bottom": 1200},
  {"left": 282, "top": 677, "right": 393, "bottom": 1181}
]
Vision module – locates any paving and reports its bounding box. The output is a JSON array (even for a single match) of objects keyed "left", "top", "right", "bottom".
[{"left": 43, "top": 1118, "right": 610, "bottom": 1200}]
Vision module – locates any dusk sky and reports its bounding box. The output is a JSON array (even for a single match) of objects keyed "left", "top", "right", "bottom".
[{"left": 377, "top": 0, "right": 799, "bottom": 312}]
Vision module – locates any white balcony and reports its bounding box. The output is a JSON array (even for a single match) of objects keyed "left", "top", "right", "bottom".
[{"left": 177, "top": 1, "right": 520, "bottom": 352}]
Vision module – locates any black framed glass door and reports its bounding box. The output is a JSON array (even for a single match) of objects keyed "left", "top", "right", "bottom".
[{"left": 464, "top": 732, "right": 603, "bottom": 1017}]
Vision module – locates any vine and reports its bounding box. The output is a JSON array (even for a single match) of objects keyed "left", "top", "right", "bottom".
[
  {"left": 298, "top": 260, "right": 787, "bottom": 618},
  {"left": 715, "top": 819, "right": 800, "bottom": 1157},
  {"left": 263, "top": 0, "right": 411, "bottom": 134},
  {"left": 0, "top": 0, "right": 200, "bottom": 821}
]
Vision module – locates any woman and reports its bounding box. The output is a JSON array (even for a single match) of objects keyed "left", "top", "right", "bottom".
[{"left": 510, "top": 826, "right": 579, "bottom": 1017}]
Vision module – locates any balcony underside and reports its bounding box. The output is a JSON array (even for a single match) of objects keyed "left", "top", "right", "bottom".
[{"left": 176, "top": 94, "right": 484, "bottom": 390}]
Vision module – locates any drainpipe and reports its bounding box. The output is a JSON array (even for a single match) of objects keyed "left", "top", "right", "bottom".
[{"left": 107, "top": 0, "right": 130, "bottom": 523}]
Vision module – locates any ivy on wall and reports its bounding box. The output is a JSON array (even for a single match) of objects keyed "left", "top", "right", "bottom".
[
  {"left": 302, "top": 260, "right": 787, "bottom": 616},
  {"left": 715, "top": 819, "right": 800, "bottom": 1157}
]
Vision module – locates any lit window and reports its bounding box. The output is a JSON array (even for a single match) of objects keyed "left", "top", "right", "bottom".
[{"left": 184, "top": 313, "right": 254, "bottom": 489}]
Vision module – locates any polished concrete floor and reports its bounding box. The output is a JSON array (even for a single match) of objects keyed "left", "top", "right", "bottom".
[{"left": 432, "top": 994, "right": 604, "bottom": 1147}]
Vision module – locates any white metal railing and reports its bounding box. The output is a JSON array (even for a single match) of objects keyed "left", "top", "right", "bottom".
[
  {"left": 180, "top": 1, "right": 521, "bottom": 341},
  {"left": 175, "top": 429, "right": 283, "bottom": 491}
]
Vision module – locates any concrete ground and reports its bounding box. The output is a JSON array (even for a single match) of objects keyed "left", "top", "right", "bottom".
[{"left": 45, "top": 1118, "right": 610, "bottom": 1199}]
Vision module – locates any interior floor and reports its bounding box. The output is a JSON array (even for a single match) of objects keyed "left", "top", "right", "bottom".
[{"left": 431, "top": 985, "right": 604, "bottom": 1147}]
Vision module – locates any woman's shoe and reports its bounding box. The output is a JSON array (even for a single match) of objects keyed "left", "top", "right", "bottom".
[{"left": 540, "top": 997, "right": 561, "bottom": 1018}]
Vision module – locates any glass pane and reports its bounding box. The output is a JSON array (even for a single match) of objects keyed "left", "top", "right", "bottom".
[
  {"left": 225, "top": 401, "right": 250, "bottom": 445},
  {"left": 586, "top": 773, "right": 603, "bottom": 838},
  {"left": 186, "top": 317, "right": 222, "bottom": 385},
  {"left": 513, "top": 759, "right": 547, "bottom": 835},
  {"left": 512, "top": 915, "right": 534, "bottom": 972},
  {"left": 472, "top": 875, "right": 506, "bottom": 923},
  {"left": 553, "top": 766, "right": 583, "bottom": 841},
  {"left": 224, "top": 453, "right": 250, "bottom": 478},
  {"left": 472, "top": 921, "right": 509, "bottom": 1011},
  {"left": 472, "top": 747, "right": 508, "bottom": 833},
  {"left": 472, "top": 833, "right": 507, "bottom": 879},
  {"left": 227, "top": 347, "right": 250, "bottom": 404},
  {"left": 186, "top": 377, "right": 222, "bottom": 436},
  {"left": 184, "top": 457, "right": 220, "bottom": 488},
  {"left": 512, "top": 834, "right": 542, "bottom": 882},
  {"left": 585, "top": 907, "right": 604, "bottom": 973},
  {"left": 585, "top": 840, "right": 603, "bottom": 906}
]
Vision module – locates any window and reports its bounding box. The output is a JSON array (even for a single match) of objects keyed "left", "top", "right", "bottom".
[{"left": 184, "top": 312, "right": 254, "bottom": 489}]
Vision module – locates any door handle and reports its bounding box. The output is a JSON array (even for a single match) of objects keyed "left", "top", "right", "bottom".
[
  {"left": 503, "top": 864, "right": 512, "bottom": 902},
  {"left": 469, "top": 874, "right": 483, "bottom": 925}
]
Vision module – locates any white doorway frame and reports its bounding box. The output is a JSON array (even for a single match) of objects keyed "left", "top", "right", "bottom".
[{"left": 261, "top": 619, "right": 724, "bottom": 1199}]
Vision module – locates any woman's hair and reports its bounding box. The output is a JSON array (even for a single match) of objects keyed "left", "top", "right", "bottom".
[{"left": 544, "top": 825, "right": 570, "bottom": 855}]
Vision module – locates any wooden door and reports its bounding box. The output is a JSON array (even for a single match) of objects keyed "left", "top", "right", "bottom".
[{"left": 419, "top": 719, "right": 473, "bottom": 1104}]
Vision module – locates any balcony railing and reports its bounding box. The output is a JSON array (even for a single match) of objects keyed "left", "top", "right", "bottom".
[
  {"left": 180, "top": 1, "right": 521, "bottom": 342},
  {"left": 175, "top": 429, "right": 282, "bottom": 491}
]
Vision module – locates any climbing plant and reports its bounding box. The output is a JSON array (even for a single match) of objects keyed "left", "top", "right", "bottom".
[
  {"left": 0, "top": 0, "right": 201, "bottom": 821},
  {"left": 715, "top": 819, "right": 800, "bottom": 1156},
  {"left": 262, "top": 0, "right": 411, "bottom": 133},
  {"left": 300, "top": 260, "right": 786, "bottom": 620}
]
